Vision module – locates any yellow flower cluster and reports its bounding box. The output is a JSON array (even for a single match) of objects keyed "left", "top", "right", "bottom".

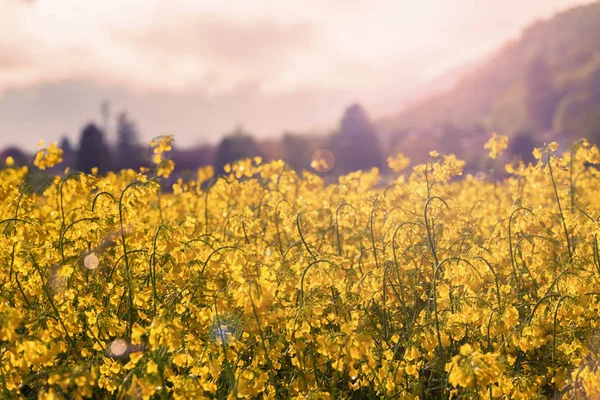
[
  {"left": 484, "top": 133, "right": 509, "bottom": 159},
  {"left": 446, "top": 344, "right": 502, "bottom": 389},
  {"left": 33, "top": 141, "right": 63, "bottom": 170},
  {"left": 386, "top": 153, "right": 411, "bottom": 172},
  {"left": 2, "top": 137, "right": 600, "bottom": 398},
  {"left": 151, "top": 135, "right": 175, "bottom": 178}
]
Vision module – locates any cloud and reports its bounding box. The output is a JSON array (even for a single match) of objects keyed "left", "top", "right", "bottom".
[
  {"left": 0, "top": 45, "right": 30, "bottom": 71},
  {"left": 116, "top": 16, "right": 316, "bottom": 93},
  {"left": 128, "top": 17, "right": 314, "bottom": 64},
  {"left": 0, "top": 0, "right": 321, "bottom": 93},
  {"left": 0, "top": 0, "right": 591, "bottom": 95}
]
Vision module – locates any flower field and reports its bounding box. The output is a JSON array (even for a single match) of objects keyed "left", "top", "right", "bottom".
[{"left": 3, "top": 136, "right": 600, "bottom": 399}]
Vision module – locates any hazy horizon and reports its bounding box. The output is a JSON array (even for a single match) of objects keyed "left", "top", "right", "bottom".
[{"left": 0, "top": 0, "right": 593, "bottom": 151}]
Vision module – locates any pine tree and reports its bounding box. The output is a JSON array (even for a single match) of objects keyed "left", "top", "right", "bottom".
[
  {"left": 333, "top": 103, "right": 384, "bottom": 175},
  {"left": 115, "top": 112, "right": 143, "bottom": 171},
  {"left": 77, "top": 123, "right": 111, "bottom": 174}
]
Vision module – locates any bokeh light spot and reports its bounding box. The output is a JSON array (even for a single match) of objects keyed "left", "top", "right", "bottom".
[
  {"left": 109, "top": 338, "right": 129, "bottom": 357},
  {"left": 84, "top": 252, "right": 99, "bottom": 270},
  {"left": 310, "top": 148, "right": 335, "bottom": 173}
]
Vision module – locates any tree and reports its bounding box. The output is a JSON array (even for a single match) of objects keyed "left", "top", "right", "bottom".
[
  {"left": 77, "top": 123, "right": 111, "bottom": 174},
  {"left": 100, "top": 101, "right": 111, "bottom": 137},
  {"left": 213, "top": 126, "right": 262, "bottom": 174},
  {"left": 331, "top": 103, "right": 384, "bottom": 175},
  {"left": 115, "top": 112, "right": 144, "bottom": 171}
]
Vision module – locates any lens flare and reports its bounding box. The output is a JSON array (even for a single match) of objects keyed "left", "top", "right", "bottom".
[
  {"left": 109, "top": 338, "right": 129, "bottom": 357},
  {"left": 84, "top": 252, "right": 99, "bottom": 270},
  {"left": 310, "top": 148, "right": 335, "bottom": 173},
  {"left": 214, "top": 324, "right": 232, "bottom": 344}
]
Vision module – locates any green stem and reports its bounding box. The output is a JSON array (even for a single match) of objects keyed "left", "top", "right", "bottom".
[{"left": 547, "top": 151, "right": 573, "bottom": 261}]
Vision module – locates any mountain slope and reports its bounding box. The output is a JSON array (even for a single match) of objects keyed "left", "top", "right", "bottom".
[{"left": 380, "top": 1, "right": 600, "bottom": 163}]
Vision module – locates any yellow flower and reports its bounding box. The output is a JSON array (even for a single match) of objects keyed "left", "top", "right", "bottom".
[
  {"left": 146, "top": 360, "right": 158, "bottom": 374},
  {"left": 4, "top": 134, "right": 600, "bottom": 399},
  {"left": 157, "top": 159, "right": 175, "bottom": 178},
  {"left": 197, "top": 166, "right": 214, "bottom": 183},
  {"left": 446, "top": 345, "right": 502, "bottom": 389},
  {"left": 152, "top": 135, "right": 174, "bottom": 154},
  {"left": 483, "top": 132, "right": 509, "bottom": 159},
  {"left": 131, "top": 324, "right": 146, "bottom": 345},
  {"left": 33, "top": 142, "right": 63, "bottom": 170},
  {"left": 387, "top": 153, "right": 411, "bottom": 172}
]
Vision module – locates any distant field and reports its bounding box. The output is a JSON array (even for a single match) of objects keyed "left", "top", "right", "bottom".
[{"left": 2, "top": 136, "right": 600, "bottom": 399}]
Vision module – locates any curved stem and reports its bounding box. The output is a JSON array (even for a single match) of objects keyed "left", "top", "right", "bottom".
[
  {"left": 424, "top": 196, "right": 449, "bottom": 271},
  {"left": 547, "top": 151, "right": 573, "bottom": 261},
  {"left": 297, "top": 259, "right": 336, "bottom": 307},
  {"left": 552, "top": 295, "right": 572, "bottom": 362},
  {"left": 508, "top": 207, "right": 533, "bottom": 298},
  {"left": 296, "top": 212, "right": 316, "bottom": 260},
  {"left": 335, "top": 203, "right": 355, "bottom": 256},
  {"left": 119, "top": 180, "right": 153, "bottom": 338}
]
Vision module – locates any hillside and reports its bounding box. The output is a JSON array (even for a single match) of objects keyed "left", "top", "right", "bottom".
[{"left": 380, "top": 1, "right": 600, "bottom": 165}]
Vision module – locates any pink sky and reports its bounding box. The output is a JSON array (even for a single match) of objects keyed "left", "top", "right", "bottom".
[{"left": 0, "top": 0, "right": 593, "bottom": 149}]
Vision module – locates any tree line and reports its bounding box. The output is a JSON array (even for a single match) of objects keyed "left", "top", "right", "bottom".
[{"left": 1, "top": 103, "right": 387, "bottom": 180}]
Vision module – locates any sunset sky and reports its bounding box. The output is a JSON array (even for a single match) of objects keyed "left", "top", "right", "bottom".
[{"left": 0, "top": 0, "right": 593, "bottom": 150}]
